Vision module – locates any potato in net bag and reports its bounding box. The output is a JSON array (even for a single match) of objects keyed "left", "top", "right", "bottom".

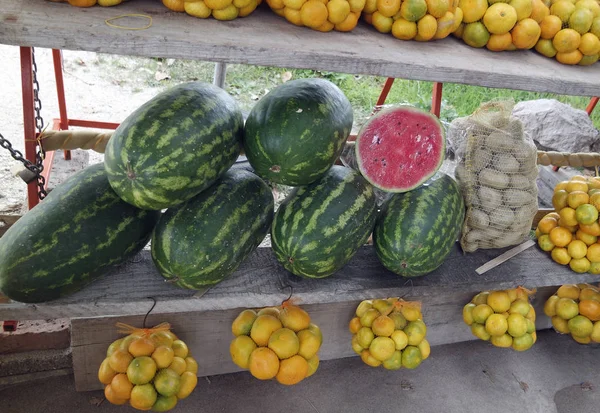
[{"left": 452, "top": 100, "right": 538, "bottom": 252}]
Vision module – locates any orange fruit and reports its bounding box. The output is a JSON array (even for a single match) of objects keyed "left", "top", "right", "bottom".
[
  {"left": 230, "top": 335, "right": 257, "bottom": 369},
  {"left": 152, "top": 395, "right": 178, "bottom": 412},
  {"left": 327, "top": 0, "right": 351, "bottom": 23},
  {"left": 454, "top": 22, "right": 465, "bottom": 37},
  {"left": 552, "top": 315, "right": 571, "bottom": 334},
  {"left": 415, "top": 14, "right": 438, "bottom": 40},
  {"left": 591, "top": 16, "right": 600, "bottom": 37},
  {"left": 459, "top": 0, "right": 487, "bottom": 23},
  {"left": 360, "top": 349, "right": 383, "bottom": 367},
  {"left": 530, "top": 0, "right": 550, "bottom": 23},
  {"left": 587, "top": 243, "right": 600, "bottom": 262},
  {"left": 544, "top": 295, "right": 560, "bottom": 317},
  {"left": 463, "top": 21, "right": 491, "bottom": 47},
  {"left": 576, "top": 229, "right": 598, "bottom": 246},
  {"left": 280, "top": 304, "right": 311, "bottom": 332},
  {"left": 557, "top": 284, "right": 581, "bottom": 299},
  {"left": 372, "top": 11, "right": 394, "bottom": 32},
  {"left": 568, "top": 315, "right": 594, "bottom": 337},
  {"left": 392, "top": 18, "right": 418, "bottom": 39},
  {"left": 172, "top": 340, "right": 189, "bottom": 359},
  {"left": 589, "top": 192, "right": 600, "bottom": 210},
  {"left": 567, "top": 180, "right": 589, "bottom": 193},
  {"left": 487, "top": 32, "right": 514, "bottom": 50},
  {"left": 348, "top": 0, "right": 367, "bottom": 12},
  {"left": 107, "top": 339, "right": 124, "bottom": 357},
  {"left": 306, "top": 355, "right": 320, "bottom": 377},
  {"left": 185, "top": 357, "right": 199, "bottom": 374},
  {"left": 426, "top": 0, "right": 450, "bottom": 18},
  {"left": 184, "top": 1, "right": 212, "bottom": 18},
  {"left": 549, "top": 226, "right": 573, "bottom": 247},
  {"left": 168, "top": 357, "right": 187, "bottom": 376},
  {"left": 161, "top": 0, "right": 186, "bottom": 11},
  {"left": 68, "top": 0, "right": 98, "bottom": 6},
  {"left": 129, "top": 337, "right": 155, "bottom": 358},
  {"left": 540, "top": 15, "right": 563, "bottom": 39},
  {"left": 130, "top": 383, "right": 158, "bottom": 411},
  {"left": 150, "top": 331, "right": 176, "bottom": 348},
  {"left": 98, "top": 358, "right": 117, "bottom": 385},
  {"left": 400, "top": 0, "right": 428, "bottom": 22},
  {"left": 484, "top": 3, "right": 518, "bottom": 35},
  {"left": 268, "top": 328, "right": 300, "bottom": 359},
  {"left": 579, "top": 299, "right": 600, "bottom": 321},
  {"left": 104, "top": 384, "right": 128, "bottom": 406},
  {"left": 275, "top": 355, "right": 309, "bottom": 385},
  {"left": 434, "top": 11, "right": 457, "bottom": 39},
  {"left": 559, "top": 207, "right": 578, "bottom": 226},
  {"left": 555, "top": 181, "right": 570, "bottom": 192},
  {"left": 152, "top": 346, "right": 175, "bottom": 369},
  {"left": 248, "top": 347, "right": 280, "bottom": 380},
  {"left": 557, "top": 49, "right": 584, "bottom": 64},
  {"left": 580, "top": 221, "right": 600, "bottom": 236},
  {"left": 176, "top": 372, "right": 198, "bottom": 399},
  {"left": 250, "top": 315, "right": 283, "bottom": 346},
  {"left": 154, "top": 368, "right": 181, "bottom": 397},
  {"left": 377, "top": 0, "right": 402, "bottom": 17},
  {"left": 369, "top": 336, "right": 397, "bottom": 361},
  {"left": 127, "top": 356, "right": 157, "bottom": 385},
  {"left": 577, "top": 0, "right": 600, "bottom": 17},
  {"left": 551, "top": 247, "right": 572, "bottom": 265},
  {"left": 204, "top": 0, "right": 233, "bottom": 8},
  {"left": 512, "top": 18, "right": 542, "bottom": 49},
  {"left": 556, "top": 297, "right": 580, "bottom": 319},
  {"left": 238, "top": 1, "right": 259, "bottom": 17},
  {"left": 297, "top": 329, "right": 321, "bottom": 359},
  {"left": 108, "top": 349, "right": 134, "bottom": 374},
  {"left": 570, "top": 257, "right": 591, "bottom": 273},
  {"left": 349, "top": 317, "right": 362, "bottom": 334},
  {"left": 580, "top": 286, "right": 600, "bottom": 301},
  {"left": 569, "top": 7, "right": 594, "bottom": 34},
  {"left": 231, "top": 309, "right": 258, "bottom": 336},
  {"left": 538, "top": 216, "right": 559, "bottom": 233},
  {"left": 568, "top": 239, "right": 588, "bottom": 259},
  {"left": 579, "top": 33, "right": 600, "bottom": 55},
  {"left": 300, "top": 0, "right": 328, "bottom": 28},
  {"left": 538, "top": 234, "right": 555, "bottom": 251},
  {"left": 576, "top": 203, "right": 599, "bottom": 224},
  {"left": 334, "top": 10, "right": 360, "bottom": 31},
  {"left": 551, "top": 0, "right": 576, "bottom": 23},
  {"left": 553, "top": 189, "right": 569, "bottom": 210},
  {"left": 111, "top": 373, "right": 133, "bottom": 400},
  {"left": 487, "top": 291, "right": 511, "bottom": 313},
  {"left": 364, "top": 0, "right": 378, "bottom": 13},
  {"left": 283, "top": 0, "right": 307, "bottom": 9},
  {"left": 510, "top": 0, "right": 534, "bottom": 21},
  {"left": 553, "top": 28, "right": 582, "bottom": 52},
  {"left": 567, "top": 190, "right": 590, "bottom": 208}
]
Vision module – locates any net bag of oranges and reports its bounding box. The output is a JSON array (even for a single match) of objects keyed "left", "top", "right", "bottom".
[
  {"left": 98, "top": 322, "right": 198, "bottom": 411},
  {"left": 162, "top": 0, "right": 263, "bottom": 20},
  {"left": 362, "top": 0, "right": 463, "bottom": 41},
  {"left": 265, "top": 0, "right": 366, "bottom": 32},
  {"left": 348, "top": 298, "right": 430, "bottom": 370},
  {"left": 229, "top": 300, "right": 322, "bottom": 385},
  {"left": 451, "top": 100, "right": 538, "bottom": 253}
]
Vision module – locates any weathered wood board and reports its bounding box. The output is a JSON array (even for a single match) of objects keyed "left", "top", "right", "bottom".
[
  {"left": 71, "top": 285, "right": 560, "bottom": 392},
  {"left": 2, "top": 244, "right": 599, "bottom": 320},
  {"left": 0, "top": 0, "right": 599, "bottom": 96}
]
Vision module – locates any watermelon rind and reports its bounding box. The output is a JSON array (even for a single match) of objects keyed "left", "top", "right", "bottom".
[
  {"left": 243, "top": 78, "right": 353, "bottom": 186},
  {"left": 151, "top": 168, "right": 274, "bottom": 289},
  {"left": 271, "top": 165, "right": 378, "bottom": 278},
  {"left": 104, "top": 81, "right": 243, "bottom": 210},
  {"left": 0, "top": 164, "right": 160, "bottom": 303},
  {"left": 373, "top": 173, "right": 465, "bottom": 278},
  {"left": 355, "top": 105, "right": 446, "bottom": 193}
]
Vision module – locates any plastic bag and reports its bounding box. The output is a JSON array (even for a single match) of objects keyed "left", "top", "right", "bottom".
[{"left": 452, "top": 101, "right": 538, "bottom": 252}]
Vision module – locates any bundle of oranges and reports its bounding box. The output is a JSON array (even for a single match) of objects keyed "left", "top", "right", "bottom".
[
  {"left": 265, "top": 0, "right": 366, "bottom": 32},
  {"left": 544, "top": 283, "right": 600, "bottom": 344},
  {"left": 453, "top": 0, "right": 548, "bottom": 52},
  {"left": 98, "top": 323, "right": 198, "bottom": 411},
  {"left": 162, "top": 0, "right": 263, "bottom": 20},
  {"left": 348, "top": 298, "right": 430, "bottom": 370},
  {"left": 463, "top": 287, "right": 537, "bottom": 351},
  {"left": 229, "top": 301, "right": 322, "bottom": 385},
  {"left": 536, "top": 174, "right": 600, "bottom": 274},
  {"left": 362, "top": 0, "right": 463, "bottom": 41},
  {"left": 534, "top": 0, "right": 600, "bottom": 65}
]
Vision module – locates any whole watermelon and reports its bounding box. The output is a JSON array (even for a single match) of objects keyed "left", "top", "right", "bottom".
[
  {"left": 243, "top": 78, "right": 353, "bottom": 186},
  {"left": 271, "top": 165, "right": 377, "bottom": 278},
  {"left": 104, "top": 81, "right": 243, "bottom": 210},
  {"left": 0, "top": 164, "right": 160, "bottom": 303},
  {"left": 373, "top": 173, "right": 465, "bottom": 277},
  {"left": 151, "top": 168, "right": 274, "bottom": 288}
]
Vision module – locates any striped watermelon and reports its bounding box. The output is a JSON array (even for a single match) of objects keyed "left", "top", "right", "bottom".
[
  {"left": 373, "top": 173, "right": 465, "bottom": 277},
  {"left": 104, "top": 81, "right": 243, "bottom": 210},
  {"left": 0, "top": 164, "right": 160, "bottom": 303},
  {"left": 243, "top": 78, "right": 353, "bottom": 186},
  {"left": 355, "top": 106, "right": 445, "bottom": 193},
  {"left": 151, "top": 168, "right": 274, "bottom": 288},
  {"left": 271, "top": 165, "right": 378, "bottom": 278}
]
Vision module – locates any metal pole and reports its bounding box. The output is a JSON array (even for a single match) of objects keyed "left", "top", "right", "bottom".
[{"left": 213, "top": 62, "right": 226, "bottom": 89}]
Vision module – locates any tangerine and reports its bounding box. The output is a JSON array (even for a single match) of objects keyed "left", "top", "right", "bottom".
[
  {"left": 152, "top": 346, "right": 175, "bottom": 369},
  {"left": 391, "top": 329, "right": 409, "bottom": 350},
  {"left": 551, "top": 0, "right": 576, "bottom": 22},
  {"left": 567, "top": 239, "right": 588, "bottom": 259},
  {"left": 491, "top": 333, "right": 513, "bottom": 348},
  {"left": 300, "top": 0, "right": 328, "bottom": 28},
  {"left": 168, "top": 357, "right": 187, "bottom": 376},
  {"left": 130, "top": 383, "right": 158, "bottom": 411},
  {"left": 400, "top": 0, "right": 428, "bottom": 21},
  {"left": 376, "top": 0, "right": 402, "bottom": 17},
  {"left": 382, "top": 350, "right": 403, "bottom": 370},
  {"left": 231, "top": 309, "right": 258, "bottom": 336},
  {"left": 152, "top": 395, "right": 178, "bottom": 412},
  {"left": 185, "top": 356, "right": 199, "bottom": 374},
  {"left": 556, "top": 297, "right": 580, "bottom": 319},
  {"left": 512, "top": 333, "right": 534, "bottom": 351},
  {"left": 484, "top": 4, "right": 518, "bottom": 35},
  {"left": 463, "top": 21, "right": 491, "bottom": 47},
  {"left": 154, "top": 368, "right": 181, "bottom": 397},
  {"left": 108, "top": 349, "right": 133, "bottom": 374},
  {"left": 549, "top": 226, "right": 573, "bottom": 247},
  {"left": 463, "top": 303, "right": 476, "bottom": 325},
  {"left": 356, "top": 327, "right": 375, "bottom": 348},
  {"left": 579, "top": 32, "right": 600, "bottom": 55},
  {"left": 568, "top": 314, "right": 594, "bottom": 337},
  {"left": 276, "top": 355, "right": 309, "bottom": 385},
  {"left": 459, "top": 0, "right": 487, "bottom": 23},
  {"left": 485, "top": 313, "right": 509, "bottom": 336},
  {"left": 544, "top": 295, "right": 560, "bottom": 317},
  {"left": 306, "top": 355, "right": 320, "bottom": 377},
  {"left": 127, "top": 356, "right": 157, "bottom": 386},
  {"left": 510, "top": 0, "right": 534, "bottom": 21},
  {"left": 530, "top": 0, "right": 550, "bottom": 22},
  {"left": 248, "top": 347, "right": 280, "bottom": 380},
  {"left": 360, "top": 349, "right": 382, "bottom": 367},
  {"left": 172, "top": 340, "right": 189, "bottom": 359},
  {"left": 327, "top": 0, "right": 351, "bottom": 23},
  {"left": 369, "top": 336, "right": 397, "bottom": 361},
  {"left": 512, "top": 18, "right": 542, "bottom": 49},
  {"left": 569, "top": 7, "right": 594, "bottom": 34},
  {"left": 268, "top": 328, "right": 300, "bottom": 359},
  {"left": 552, "top": 315, "right": 571, "bottom": 333},
  {"left": 415, "top": 14, "right": 438, "bottom": 40},
  {"left": 538, "top": 234, "right": 555, "bottom": 251},
  {"left": 392, "top": 17, "right": 418, "bottom": 39},
  {"left": 418, "top": 338, "right": 431, "bottom": 359},
  {"left": 104, "top": 384, "right": 128, "bottom": 406},
  {"left": 579, "top": 299, "right": 600, "bottom": 321},
  {"left": 230, "top": 335, "right": 257, "bottom": 369},
  {"left": 98, "top": 358, "right": 117, "bottom": 385},
  {"left": 129, "top": 337, "right": 155, "bottom": 358},
  {"left": 568, "top": 191, "right": 590, "bottom": 209},
  {"left": 176, "top": 371, "right": 198, "bottom": 399},
  {"left": 372, "top": 315, "right": 396, "bottom": 336},
  {"left": 250, "top": 315, "right": 283, "bottom": 346},
  {"left": 570, "top": 256, "right": 591, "bottom": 273},
  {"left": 487, "top": 290, "right": 511, "bottom": 313},
  {"left": 111, "top": 373, "right": 133, "bottom": 400},
  {"left": 557, "top": 284, "right": 581, "bottom": 299},
  {"left": 471, "top": 323, "right": 491, "bottom": 340},
  {"left": 401, "top": 345, "right": 423, "bottom": 368}
]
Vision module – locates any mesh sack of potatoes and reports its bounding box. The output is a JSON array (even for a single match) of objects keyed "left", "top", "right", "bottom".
[{"left": 452, "top": 100, "right": 538, "bottom": 253}]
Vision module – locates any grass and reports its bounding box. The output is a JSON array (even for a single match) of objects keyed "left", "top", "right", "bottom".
[{"left": 93, "top": 54, "right": 600, "bottom": 130}]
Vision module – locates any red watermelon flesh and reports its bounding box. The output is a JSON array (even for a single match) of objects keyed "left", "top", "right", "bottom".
[{"left": 355, "top": 106, "right": 445, "bottom": 193}]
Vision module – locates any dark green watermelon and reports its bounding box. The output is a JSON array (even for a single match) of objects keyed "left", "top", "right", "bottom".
[
  {"left": 0, "top": 164, "right": 160, "bottom": 303},
  {"left": 104, "top": 81, "right": 243, "bottom": 210},
  {"left": 373, "top": 173, "right": 465, "bottom": 277},
  {"left": 151, "top": 168, "right": 274, "bottom": 288},
  {"left": 271, "top": 165, "right": 377, "bottom": 278},
  {"left": 243, "top": 78, "right": 353, "bottom": 186}
]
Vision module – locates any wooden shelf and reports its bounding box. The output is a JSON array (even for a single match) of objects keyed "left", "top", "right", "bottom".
[
  {"left": 1, "top": 0, "right": 599, "bottom": 97},
  {"left": 1, "top": 244, "right": 598, "bottom": 321}
]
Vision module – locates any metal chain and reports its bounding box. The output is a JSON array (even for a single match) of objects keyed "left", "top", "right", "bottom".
[{"left": 0, "top": 48, "right": 47, "bottom": 200}]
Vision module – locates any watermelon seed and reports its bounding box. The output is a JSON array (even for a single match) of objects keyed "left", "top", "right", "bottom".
[{"left": 270, "top": 165, "right": 281, "bottom": 173}]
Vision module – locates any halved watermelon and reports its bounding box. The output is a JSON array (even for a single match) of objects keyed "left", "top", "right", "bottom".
[{"left": 355, "top": 106, "right": 445, "bottom": 193}]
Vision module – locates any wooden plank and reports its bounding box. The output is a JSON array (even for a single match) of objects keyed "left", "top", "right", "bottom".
[
  {"left": 2, "top": 244, "right": 599, "bottom": 321},
  {"left": 0, "top": 214, "right": 20, "bottom": 238},
  {"left": 532, "top": 208, "right": 554, "bottom": 229},
  {"left": 70, "top": 285, "right": 559, "bottom": 391},
  {"left": 0, "top": 1, "right": 599, "bottom": 96}
]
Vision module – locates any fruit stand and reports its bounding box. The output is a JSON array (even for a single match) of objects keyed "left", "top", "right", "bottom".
[{"left": 1, "top": 0, "right": 600, "bottom": 398}]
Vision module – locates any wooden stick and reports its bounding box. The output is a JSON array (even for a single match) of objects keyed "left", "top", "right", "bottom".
[{"left": 476, "top": 240, "right": 536, "bottom": 275}]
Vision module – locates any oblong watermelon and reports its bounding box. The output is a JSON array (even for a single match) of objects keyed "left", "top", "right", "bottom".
[
  {"left": 104, "top": 81, "right": 243, "bottom": 210},
  {"left": 271, "top": 165, "right": 378, "bottom": 278},
  {"left": 151, "top": 168, "right": 274, "bottom": 288},
  {"left": 243, "top": 78, "right": 353, "bottom": 186},
  {"left": 373, "top": 173, "right": 465, "bottom": 278},
  {"left": 0, "top": 164, "right": 160, "bottom": 303},
  {"left": 355, "top": 106, "right": 445, "bottom": 193}
]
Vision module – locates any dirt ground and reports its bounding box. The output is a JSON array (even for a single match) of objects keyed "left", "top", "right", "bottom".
[{"left": 0, "top": 45, "right": 165, "bottom": 214}]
